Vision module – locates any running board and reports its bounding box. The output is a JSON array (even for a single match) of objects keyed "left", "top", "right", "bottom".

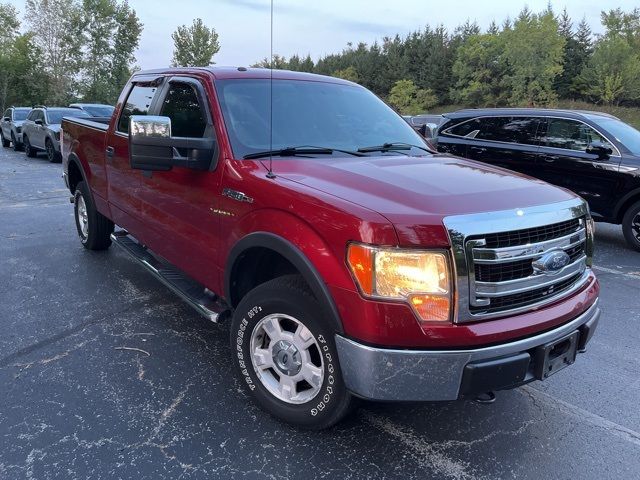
[{"left": 110, "top": 231, "right": 229, "bottom": 323}]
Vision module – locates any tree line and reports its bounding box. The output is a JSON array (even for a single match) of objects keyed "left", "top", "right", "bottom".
[
  {"left": 2, "top": 2, "right": 639, "bottom": 116},
  {"left": 254, "top": 6, "right": 640, "bottom": 114}
]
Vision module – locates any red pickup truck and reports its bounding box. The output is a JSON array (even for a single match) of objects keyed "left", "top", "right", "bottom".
[{"left": 61, "top": 67, "right": 600, "bottom": 429}]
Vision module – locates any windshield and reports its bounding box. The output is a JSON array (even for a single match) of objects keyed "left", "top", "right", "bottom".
[
  {"left": 215, "top": 78, "right": 426, "bottom": 159},
  {"left": 47, "top": 109, "right": 91, "bottom": 124},
  {"left": 592, "top": 116, "right": 640, "bottom": 156},
  {"left": 81, "top": 105, "right": 115, "bottom": 117},
  {"left": 13, "top": 109, "right": 30, "bottom": 121}
]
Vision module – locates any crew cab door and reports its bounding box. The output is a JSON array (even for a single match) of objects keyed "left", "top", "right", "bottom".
[
  {"left": 106, "top": 79, "right": 162, "bottom": 232},
  {"left": 535, "top": 117, "right": 622, "bottom": 218},
  {"left": 135, "top": 76, "right": 222, "bottom": 288}
]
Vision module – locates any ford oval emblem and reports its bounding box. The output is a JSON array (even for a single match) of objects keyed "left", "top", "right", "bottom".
[{"left": 532, "top": 250, "right": 571, "bottom": 275}]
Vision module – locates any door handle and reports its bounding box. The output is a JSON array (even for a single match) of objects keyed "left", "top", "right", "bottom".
[
  {"left": 470, "top": 146, "right": 487, "bottom": 154},
  {"left": 544, "top": 155, "right": 559, "bottom": 162},
  {"left": 105, "top": 146, "right": 115, "bottom": 158}
]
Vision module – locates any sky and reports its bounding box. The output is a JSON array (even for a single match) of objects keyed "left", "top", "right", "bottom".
[{"left": 7, "top": 0, "right": 639, "bottom": 70}]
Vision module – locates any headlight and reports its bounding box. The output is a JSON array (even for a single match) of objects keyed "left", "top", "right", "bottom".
[
  {"left": 347, "top": 243, "right": 452, "bottom": 322},
  {"left": 54, "top": 131, "right": 60, "bottom": 140}
]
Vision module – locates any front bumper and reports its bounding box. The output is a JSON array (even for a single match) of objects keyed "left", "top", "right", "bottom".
[{"left": 336, "top": 299, "right": 600, "bottom": 401}]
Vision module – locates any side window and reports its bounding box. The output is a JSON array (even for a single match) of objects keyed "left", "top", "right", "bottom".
[
  {"left": 446, "top": 118, "right": 481, "bottom": 137},
  {"left": 159, "top": 82, "right": 207, "bottom": 138},
  {"left": 117, "top": 84, "right": 159, "bottom": 134},
  {"left": 27, "top": 110, "right": 35, "bottom": 121},
  {"left": 474, "top": 117, "right": 539, "bottom": 145},
  {"left": 540, "top": 118, "right": 614, "bottom": 152}
]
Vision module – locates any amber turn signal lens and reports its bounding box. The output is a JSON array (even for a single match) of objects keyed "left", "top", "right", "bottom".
[
  {"left": 347, "top": 243, "right": 374, "bottom": 295},
  {"left": 409, "top": 294, "right": 450, "bottom": 322}
]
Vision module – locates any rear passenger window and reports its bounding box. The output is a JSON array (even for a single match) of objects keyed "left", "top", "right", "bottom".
[
  {"left": 159, "top": 82, "right": 207, "bottom": 138},
  {"left": 539, "top": 118, "right": 614, "bottom": 152},
  {"left": 117, "top": 84, "right": 158, "bottom": 134},
  {"left": 446, "top": 116, "right": 539, "bottom": 145}
]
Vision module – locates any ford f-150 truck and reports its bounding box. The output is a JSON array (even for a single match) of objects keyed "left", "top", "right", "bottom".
[{"left": 61, "top": 67, "right": 600, "bottom": 429}]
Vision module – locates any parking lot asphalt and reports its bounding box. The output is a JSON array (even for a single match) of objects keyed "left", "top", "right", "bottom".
[{"left": 0, "top": 146, "right": 639, "bottom": 480}]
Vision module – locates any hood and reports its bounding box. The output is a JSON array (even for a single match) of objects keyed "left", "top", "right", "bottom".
[
  {"left": 48, "top": 124, "right": 61, "bottom": 132},
  {"left": 276, "top": 154, "right": 576, "bottom": 245},
  {"left": 13, "top": 120, "right": 25, "bottom": 127}
]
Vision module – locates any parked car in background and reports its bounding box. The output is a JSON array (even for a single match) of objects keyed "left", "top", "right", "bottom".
[
  {"left": 61, "top": 67, "right": 599, "bottom": 428},
  {"left": 436, "top": 108, "right": 640, "bottom": 251},
  {"left": 409, "top": 113, "right": 445, "bottom": 137},
  {"left": 69, "top": 103, "right": 115, "bottom": 118},
  {"left": 1, "top": 106, "right": 31, "bottom": 151},
  {"left": 22, "top": 107, "right": 91, "bottom": 162}
]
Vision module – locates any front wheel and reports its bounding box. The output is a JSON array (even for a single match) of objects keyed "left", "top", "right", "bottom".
[
  {"left": 24, "top": 136, "right": 37, "bottom": 158},
  {"left": 622, "top": 201, "right": 640, "bottom": 252},
  {"left": 46, "top": 139, "right": 60, "bottom": 163},
  {"left": 1, "top": 131, "right": 9, "bottom": 148},
  {"left": 231, "top": 275, "right": 353, "bottom": 429},
  {"left": 74, "top": 181, "right": 114, "bottom": 250},
  {"left": 11, "top": 133, "right": 23, "bottom": 151}
]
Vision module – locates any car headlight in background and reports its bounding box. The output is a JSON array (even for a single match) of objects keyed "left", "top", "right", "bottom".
[
  {"left": 54, "top": 131, "right": 60, "bottom": 140},
  {"left": 347, "top": 243, "right": 452, "bottom": 322}
]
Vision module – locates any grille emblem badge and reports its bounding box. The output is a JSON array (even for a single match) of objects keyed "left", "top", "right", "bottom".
[{"left": 532, "top": 250, "right": 571, "bottom": 276}]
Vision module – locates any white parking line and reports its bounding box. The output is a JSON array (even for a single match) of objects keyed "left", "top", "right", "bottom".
[
  {"left": 521, "top": 386, "right": 640, "bottom": 447},
  {"left": 593, "top": 265, "right": 640, "bottom": 280}
]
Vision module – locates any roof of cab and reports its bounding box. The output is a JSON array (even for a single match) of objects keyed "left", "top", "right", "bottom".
[
  {"left": 445, "top": 107, "right": 619, "bottom": 121},
  {"left": 133, "top": 66, "right": 357, "bottom": 86}
]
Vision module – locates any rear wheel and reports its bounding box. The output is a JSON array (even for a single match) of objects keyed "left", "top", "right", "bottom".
[
  {"left": 23, "top": 136, "right": 37, "bottom": 158},
  {"left": 622, "top": 201, "right": 640, "bottom": 252},
  {"left": 45, "top": 139, "right": 60, "bottom": 163},
  {"left": 11, "top": 132, "right": 22, "bottom": 151},
  {"left": 231, "top": 275, "right": 353, "bottom": 429},
  {"left": 1, "top": 131, "right": 9, "bottom": 148},
  {"left": 74, "top": 180, "right": 114, "bottom": 250}
]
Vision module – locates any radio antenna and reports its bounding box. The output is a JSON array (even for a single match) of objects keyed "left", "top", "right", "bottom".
[{"left": 266, "top": 0, "right": 276, "bottom": 179}]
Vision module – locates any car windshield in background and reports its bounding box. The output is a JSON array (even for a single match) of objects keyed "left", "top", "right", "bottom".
[
  {"left": 13, "top": 109, "right": 30, "bottom": 121},
  {"left": 81, "top": 106, "right": 114, "bottom": 117},
  {"left": 47, "top": 109, "right": 91, "bottom": 124},
  {"left": 215, "top": 79, "right": 425, "bottom": 159},
  {"left": 591, "top": 116, "right": 640, "bottom": 156}
]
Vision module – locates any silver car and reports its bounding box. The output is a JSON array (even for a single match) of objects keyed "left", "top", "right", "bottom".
[
  {"left": 21, "top": 107, "right": 91, "bottom": 162},
  {"left": 69, "top": 103, "right": 115, "bottom": 118},
  {"left": 1, "top": 107, "right": 31, "bottom": 151}
]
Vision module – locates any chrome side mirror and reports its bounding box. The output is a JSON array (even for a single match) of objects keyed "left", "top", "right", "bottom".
[{"left": 129, "top": 115, "right": 171, "bottom": 139}]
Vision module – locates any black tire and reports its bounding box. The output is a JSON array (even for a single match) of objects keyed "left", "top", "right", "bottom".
[
  {"left": 74, "top": 180, "right": 114, "bottom": 250},
  {"left": 23, "top": 136, "right": 37, "bottom": 158},
  {"left": 231, "top": 275, "right": 353, "bottom": 429},
  {"left": 1, "top": 131, "right": 9, "bottom": 148},
  {"left": 45, "top": 139, "right": 60, "bottom": 163},
  {"left": 11, "top": 133, "right": 23, "bottom": 151},
  {"left": 622, "top": 201, "right": 640, "bottom": 252}
]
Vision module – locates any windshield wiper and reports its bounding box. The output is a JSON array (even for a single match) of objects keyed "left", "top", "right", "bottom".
[
  {"left": 357, "top": 142, "right": 432, "bottom": 154},
  {"left": 243, "top": 146, "right": 364, "bottom": 159}
]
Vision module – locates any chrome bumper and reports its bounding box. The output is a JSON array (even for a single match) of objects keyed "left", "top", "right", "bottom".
[{"left": 336, "top": 300, "right": 600, "bottom": 401}]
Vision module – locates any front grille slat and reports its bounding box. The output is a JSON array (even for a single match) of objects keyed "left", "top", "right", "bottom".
[
  {"left": 468, "top": 217, "right": 587, "bottom": 316},
  {"left": 483, "top": 218, "right": 581, "bottom": 249}
]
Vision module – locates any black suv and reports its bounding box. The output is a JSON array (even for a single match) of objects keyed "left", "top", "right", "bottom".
[{"left": 436, "top": 108, "right": 640, "bottom": 250}]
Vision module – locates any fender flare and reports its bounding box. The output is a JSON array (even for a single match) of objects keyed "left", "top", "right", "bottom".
[
  {"left": 225, "top": 232, "right": 344, "bottom": 334},
  {"left": 66, "top": 152, "right": 89, "bottom": 191},
  {"left": 614, "top": 187, "right": 640, "bottom": 220}
]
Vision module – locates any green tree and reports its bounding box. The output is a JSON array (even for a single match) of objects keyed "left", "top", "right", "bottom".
[
  {"left": 25, "top": 0, "right": 83, "bottom": 104},
  {"left": 332, "top": 66, "right": 359, "bottom": 83},
  {"left": 0, "top": 2, "right": 20, "bottom": 111},
  {"left": 387, "top": 79, "right": 437, "bottom": 115},
  {"left": 171, "top": 18, "right": 220, "bottom": 67},
  {"left": 451, "top": 33, "right": 507, "bottom": 106},
  {"left": 502, "top": 7, "right": 565, "bottom": 106}
]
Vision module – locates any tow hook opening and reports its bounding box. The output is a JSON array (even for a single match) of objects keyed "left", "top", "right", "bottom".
[{"left": 474, "top": 391, "right": 496, "bottom": 404}]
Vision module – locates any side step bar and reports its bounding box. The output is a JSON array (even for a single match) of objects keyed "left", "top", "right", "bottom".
[{"left": 110, "top": 231, "right": 229, "bottom": 323}]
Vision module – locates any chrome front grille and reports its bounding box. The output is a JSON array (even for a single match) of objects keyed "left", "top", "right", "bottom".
[{"left": 443, "top": 199, "right": 593, "bottom": 323}]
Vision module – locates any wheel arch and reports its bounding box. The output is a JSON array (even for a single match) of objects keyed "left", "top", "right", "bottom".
[
  {"left": 66, "top": 152, "right": 89, "bottom": 195},
  {"left": 225, "top": 232, "right": 345, "bottom": 334},
  {"left": 614, "top": 188, "right": 640, "bottom": 222}
]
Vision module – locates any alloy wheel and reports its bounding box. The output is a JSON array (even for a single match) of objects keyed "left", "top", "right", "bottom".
[
  {"left": 250, "top": 313, "right": 324, "bottom": 404},
  {"left": 76, "top": 194, "right": 89, "bottom": 238}
]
